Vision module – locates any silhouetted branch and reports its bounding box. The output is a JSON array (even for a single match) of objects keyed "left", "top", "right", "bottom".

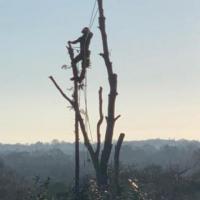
[
  {"left": 114, "top": 115, "right": 121, "bottom": 122},
  {"left": 49, "top": 76, "right": 74, "bottom": 106},
  {"left": 96, "top": 87, "right": 103, "bottom": 157}
]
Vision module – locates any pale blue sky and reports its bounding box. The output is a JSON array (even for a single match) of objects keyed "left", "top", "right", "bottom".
[{"left": 0, "top": 0, "right": 200, "bottom": 143}]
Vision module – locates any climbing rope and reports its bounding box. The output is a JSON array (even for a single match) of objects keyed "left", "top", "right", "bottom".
[
  {"left": 82, "top": 0, "right": 99, "bottom": 166},
  {"left": 84, "top": 72, "right": 93, "bottom": 142},
  {"left": 82, "top": 0, "right": 99, "bottom": 143},
  {"left": 89, "top": 0, "right": 98, "bottom": 29},
  {"left": 71, "top": 0, "right": 99, "bottom": 167}
]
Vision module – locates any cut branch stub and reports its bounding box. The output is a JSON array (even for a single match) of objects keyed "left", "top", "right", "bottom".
[{"left": 114, "top": 133, "right": 125, "bottom": 194}]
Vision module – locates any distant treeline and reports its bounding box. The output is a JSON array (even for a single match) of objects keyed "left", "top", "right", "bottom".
[
  {"left": 0, "top": 139, "right": 199, "bottom": 181},
  {"left": 0, "top": 139, "right": 200, "bottom": 199}
]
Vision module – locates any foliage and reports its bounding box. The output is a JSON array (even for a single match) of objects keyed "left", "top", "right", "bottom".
[
  {"left": 79, "top": 175, "right": 147, "bottom": 200},
  {"left": 119, "top": 165, "right": 200, "bottom": 200}
]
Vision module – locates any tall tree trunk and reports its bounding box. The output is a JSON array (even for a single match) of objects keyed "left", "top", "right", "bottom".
[
  {"left": 74, "top": 63, "right": 80, "bottom": 200},
  {"left": 97, "top": 0, "right": 120, "bottom": 186},
  {"left": 68, "top": 43, "right": 80, "bottom": 199}
]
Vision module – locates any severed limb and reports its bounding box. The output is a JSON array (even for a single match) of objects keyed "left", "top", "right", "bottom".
[{"left": 49, "top": 76, "right": 74, "bottom": 106}]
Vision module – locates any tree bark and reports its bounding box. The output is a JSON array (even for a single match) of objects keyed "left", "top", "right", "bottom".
[{"left": 70, "top": 44, "right": 80, "bottom": 199}]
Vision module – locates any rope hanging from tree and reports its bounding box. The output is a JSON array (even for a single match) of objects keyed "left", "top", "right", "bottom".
[
  {"left": 81, "top": 0, "right": 99, "bottom": 166},
  {"left": 89, "top": 0, "right": 98, "bottom": 29},
  {"left": 83, "top": 0, "right": 99, "bottom": 141}
]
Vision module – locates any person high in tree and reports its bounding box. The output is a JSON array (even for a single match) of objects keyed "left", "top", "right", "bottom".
[{"left": 68, "top": 27, "right": 93, "bottom": 83}]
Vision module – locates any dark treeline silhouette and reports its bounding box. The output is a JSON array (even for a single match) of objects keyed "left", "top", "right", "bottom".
[
  {"left": 0, "top": 139, "right": 200, "bottom": 199},
  {"left": 0, "top": 139, "right": 200, "bottom": 175}
]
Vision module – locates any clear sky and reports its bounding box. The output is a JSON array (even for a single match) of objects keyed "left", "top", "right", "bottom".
[{"left": 0, "top": 0, "right": 200, "bottom": 143}]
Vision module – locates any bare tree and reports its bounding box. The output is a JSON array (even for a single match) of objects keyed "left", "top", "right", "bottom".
[{"left": 49, "top": 0, "right": 124, "bottom": 188}]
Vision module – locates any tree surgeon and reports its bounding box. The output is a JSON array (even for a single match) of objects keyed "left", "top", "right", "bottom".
[{"left": 68, "top": 27, "right": 93, "bottom": 83}]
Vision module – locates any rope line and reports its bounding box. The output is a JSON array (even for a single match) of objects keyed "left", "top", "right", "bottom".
[
  {"left": 89, "top": 0, "right": 98, "bottom": 28},
  {"left": 79, "top": 0, "right": 99, "bottom": 166},
  {"left": 89, "top": 8, "right": 98, "bottom": 29},
  {"left": 82, "top": 0, "right": 99, "bottom": 143},
  {"left": 84, "top": 72, "right": 93, "bottom": 142}
]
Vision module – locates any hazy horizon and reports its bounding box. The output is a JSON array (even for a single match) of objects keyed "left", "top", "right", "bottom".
[{"left": 0, "top": 137, "right": 199, "bottom": 146}]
